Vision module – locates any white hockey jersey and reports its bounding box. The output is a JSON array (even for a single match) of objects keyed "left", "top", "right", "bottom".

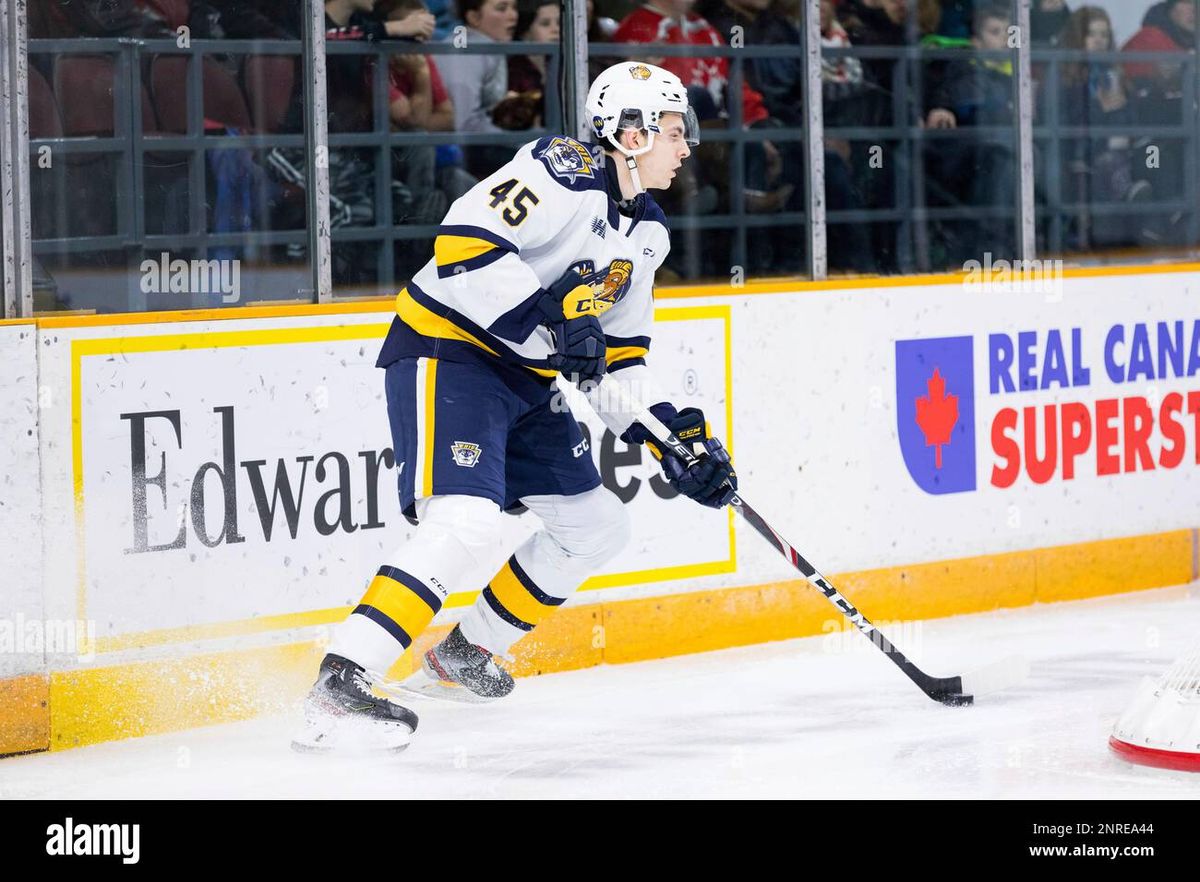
[{"left": 377, "top": 135, "right": 671, "bottom": 431}]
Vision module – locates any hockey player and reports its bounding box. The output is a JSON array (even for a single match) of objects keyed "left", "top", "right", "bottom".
[{"left": 294, "top": 62, "right": 737, "bottom": 752}]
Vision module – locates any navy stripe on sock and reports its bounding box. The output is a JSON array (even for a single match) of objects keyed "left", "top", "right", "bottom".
[
  {"left": 509, "top": 555, "right": 566, "bottom": 607},
  {"left": 377, "top": 565, "right": 443, "bottom": 613},
  {"left": 481, "top": 587, "right": 534, "bottom": 632},
  {"left": 353, "top": 603, "right": 413, "bottom": 649}
]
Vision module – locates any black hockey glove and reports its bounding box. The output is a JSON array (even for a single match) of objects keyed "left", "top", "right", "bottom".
[
  {"left": 539, "top": 269, "right": 607, "bottom": 384},
  {"left": 624, "top": 405, "right": 737, "bottom": 509}
]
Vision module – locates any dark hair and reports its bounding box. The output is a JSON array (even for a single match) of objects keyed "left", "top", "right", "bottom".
[
  {"left": 973, "top": 1, "right": 1012, "bottom": 35},
  {"left": 376, "top": 0, "right": 426, "bottom": 19},
  {"left": 1060, "top": 5, "right": 1114, "bottom": 52},
  {"left": 456, "top": 0, "right": 488, "bottom": 22},
  {"left": 515, "top": 0, "right": 557, "bottom": 40},
  {"left": 1059, "top": 6, "right": 1116, "bottom": 87}
]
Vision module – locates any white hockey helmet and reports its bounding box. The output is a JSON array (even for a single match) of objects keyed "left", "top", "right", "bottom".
[{"left": 585, "top": 62, "right": 700, "bottom": 192}]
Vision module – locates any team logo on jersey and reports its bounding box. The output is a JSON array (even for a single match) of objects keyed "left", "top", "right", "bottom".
[
  {"left": 568, "top": 258, "right": 635, "bottom": 312},
  {"left": 629, "top": 64, "right": 651, "bottom": 80},
  {"left": 450, "top": 441, "right": 483, "bottom": 468},
  {"left": 537, "top": 137, "right": 597, "bottom": 185}
]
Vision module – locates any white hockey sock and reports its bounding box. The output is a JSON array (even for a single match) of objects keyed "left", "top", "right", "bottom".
[
  {"left": 329, "top": 495, "right": 504, "bottom": 674},
  {"left": 459, "top": 487, "right": 630, "bottom": 656}
]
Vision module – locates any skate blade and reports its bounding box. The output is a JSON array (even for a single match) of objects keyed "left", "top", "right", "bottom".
[
  {"left": 380, "top": 667, "right": 501, "bottom": 705},
  {"left": 290, "top": 715, "right": 413, "bottom": 755}
]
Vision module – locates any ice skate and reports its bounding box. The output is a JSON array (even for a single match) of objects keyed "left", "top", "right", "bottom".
[
  {"left": 291, "top": 653, "right": 419, "bottom": 753},
  {"left": 390, "top": 625, "right": 515, "bottom": 704}
]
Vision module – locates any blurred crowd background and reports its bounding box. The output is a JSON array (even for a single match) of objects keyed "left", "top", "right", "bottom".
[{"left": 18, "top": 0, "right": 1200, "bottom": 312}]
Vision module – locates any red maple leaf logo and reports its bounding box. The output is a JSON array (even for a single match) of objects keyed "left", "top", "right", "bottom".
[{"left": 914, "top": 367, "right": 958, "bottom": 469}]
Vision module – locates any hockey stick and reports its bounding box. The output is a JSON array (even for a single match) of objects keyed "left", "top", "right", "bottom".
[{"left": 620, "top": 394, "right": 1028, "bottom": 706}]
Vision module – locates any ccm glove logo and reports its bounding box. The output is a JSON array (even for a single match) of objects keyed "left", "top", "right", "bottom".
[{"left": 562, "top": 283, "right": 613, "bottom": 318}]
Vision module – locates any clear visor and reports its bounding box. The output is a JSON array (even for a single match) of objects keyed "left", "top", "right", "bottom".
[
  {"left": 679, "top": 107, "right": 701, "bottom": 147},
  {"left": 617, "top": 107, "right": 701, "bottom": 148}
]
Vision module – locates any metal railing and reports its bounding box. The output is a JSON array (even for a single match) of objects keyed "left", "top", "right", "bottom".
[{"left": 7, "top": 0, "right": 1200, "bottom": 315}]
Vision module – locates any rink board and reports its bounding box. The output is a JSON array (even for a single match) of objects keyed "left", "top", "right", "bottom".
[{"left": 3, "top": 264, "right": 1200, "bottom": 752}]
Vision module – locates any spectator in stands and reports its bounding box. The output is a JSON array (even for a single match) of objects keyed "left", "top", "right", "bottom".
[
  {"left": 698, "top": 0, "right": 871, "bottom": 270},
  {"left": 935, "top": 0, "right": 972, "bottom": 40},
  {"left": 379, "top": 0, "right": 452, "bottom": 131},
  {"left": 589, "top": 0, "right": 621, "bottom": 81},
  {"left": 820, "top": 0, "right": 866, "bottom": 123},
  {"left": 839, "top": 0, "right": 941, "bottom": 122},
  {"left": 841, "top": 0, "right": 917, "bottom": 46},
  {"left": 1059, "top": 6, "right": 1132, "bottom": 133},
  {"left": 30, "top": 0, "right": 173, "bottom": 37},
  {"left": 1054, "top": 5, "right": 1154, "bottom": 248},
  {"left": 1123, "top": 0, "right": 1195, "bottom": 97},
  {"left": 616, "top": 0, "right": 798, "bottom": 281},
  {"left": 1123, "top": 0, "right": 1192, "bottom": 242},
  {"left": 207, "top": 0, "right": 305, "bottom": 39},
  {"left": 439, "top": 0, "right": 518, "bottom": 176},
  {"left": 615, "top": 0, "right": 770, "bottom": 125},
  {"left": 925, "top": 2, "right": 1012, "bottom": 130},
  {"left": 1031, "top": 0, "right": 1071, "bottom": 47},
  {"left": 496, "top": 0, "right": 560, "bottom": 131},
  {"left": 425, "top": 0, "right": 462, "bottom": 38},
  {"left": 699, "top": 0, "right": 802, "bottom": 122},
  {"left": 376, "top": 0, "right": 455, "bottom": 232},
  {"left": 924, "top": 1, "right": 1017, "bottom": 261}
]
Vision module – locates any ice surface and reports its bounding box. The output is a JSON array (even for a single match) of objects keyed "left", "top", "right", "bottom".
[{"left": 3, "top": 585, "right": 1199, "bottom": 798}]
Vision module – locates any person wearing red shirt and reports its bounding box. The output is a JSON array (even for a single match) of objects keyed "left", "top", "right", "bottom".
[
  {"left": 614, "top": 0, "right": 769, "bottom": 126},
  {"left": 1122, "top": 0, "right": 1195, "bottom": 92}
]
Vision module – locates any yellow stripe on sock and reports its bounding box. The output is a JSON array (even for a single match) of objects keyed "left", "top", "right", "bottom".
[
  {"left": 361, "top": 573, "right": 439, "bottom": 639},
  {"left": 489, "top": 561, "right": 555, "bottom": 627}
]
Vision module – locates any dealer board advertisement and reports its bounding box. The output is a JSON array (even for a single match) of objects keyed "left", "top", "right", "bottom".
[{"left": 43, "top": 307, "right": 732, "bottom": 651}]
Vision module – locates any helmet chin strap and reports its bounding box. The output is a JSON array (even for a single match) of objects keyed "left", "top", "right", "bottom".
[
  {"left": 625, "top": 155, "right": 645, "bottom": 196},
  {"left": 608, "top": 129, "right": 656, "bottom": 197}
]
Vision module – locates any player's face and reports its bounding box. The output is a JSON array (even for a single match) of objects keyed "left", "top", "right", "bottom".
[
  {"left": 469, "top": 0, "right": 518, "bottom": 41},
  {"left": 638, "top": 113, "right": 692, "bottom": 190}
]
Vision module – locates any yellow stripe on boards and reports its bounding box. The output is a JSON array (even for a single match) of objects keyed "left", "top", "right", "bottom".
[
  {"left": 360, "top": 573, "right": 438, "bottom": 638},
  {"left": 489, "top": 562, "right": 554, "bottom": 627},
  {"left": 423, "top": 358, "right": 438, "bottom": 497},
  {"left": 26, "top": 528, "right": 1194, "bottom": 752},
  {"left": 0, "top": 674, "right": 51, "bottom": 754},
  {"left": 434, "top": 235, "right": 498, "bottom": 268},
  {"left": 49, "top": 642, "right": 322, "bottom": 750}
]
